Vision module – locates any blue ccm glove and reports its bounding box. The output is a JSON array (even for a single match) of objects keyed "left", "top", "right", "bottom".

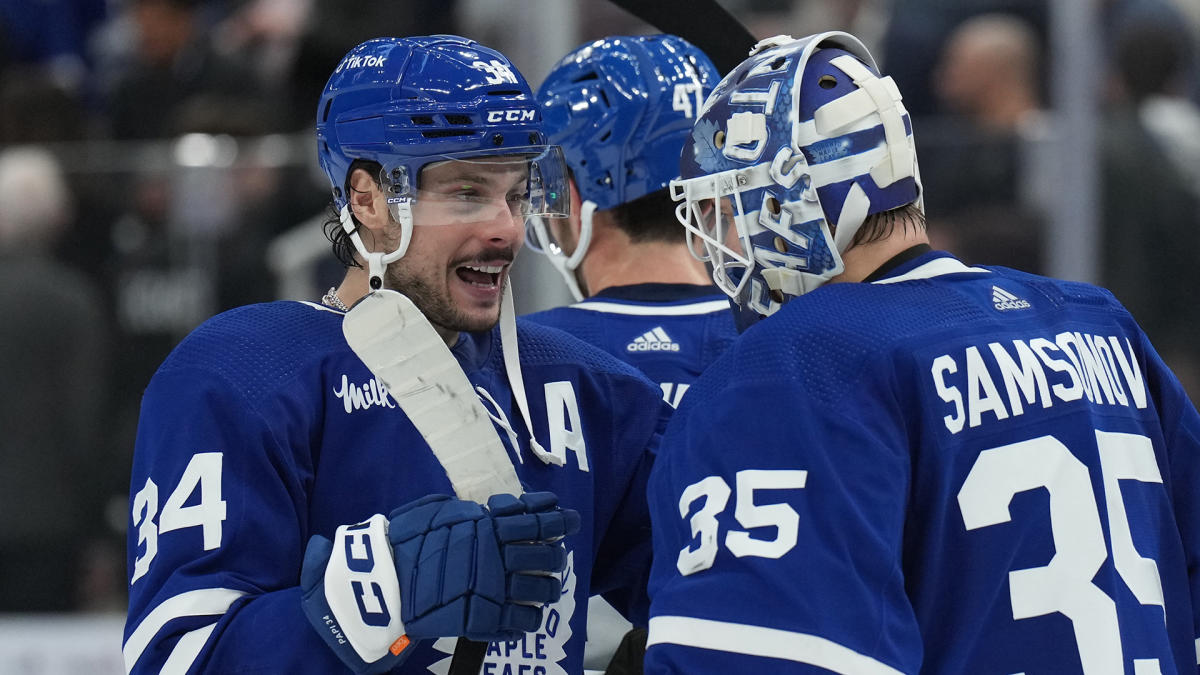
[{"left": 301, "top": 492, "right": 581, "bottom": 674}]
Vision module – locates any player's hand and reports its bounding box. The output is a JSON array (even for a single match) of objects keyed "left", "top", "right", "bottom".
[
  {"left": 300, "top": 492, "right": 580, "bottom": 674},
  {"left": 391, "top": 491, "right": 581, "bottom": 641}
]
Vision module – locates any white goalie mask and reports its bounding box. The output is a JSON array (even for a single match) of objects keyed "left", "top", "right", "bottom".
[{"left": 671, "top": 32, "right": 923, "bottom": 327}]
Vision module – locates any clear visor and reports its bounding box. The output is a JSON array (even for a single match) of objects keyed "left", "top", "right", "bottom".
[
  {"left": 670, "top": 172, "right": 756, "bottom": 300},
  {"left": 381, "top": 145, "right": 570, "bottom": 227}
]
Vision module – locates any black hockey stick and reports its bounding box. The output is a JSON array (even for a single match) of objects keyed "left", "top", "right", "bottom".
[{"left": 607, "top": 0, "right": 758, "bottom": 74}]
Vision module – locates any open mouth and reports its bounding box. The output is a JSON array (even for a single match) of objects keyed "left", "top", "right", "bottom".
[{"left": 455, "top": 263, "right": 504, "bottom": 288}]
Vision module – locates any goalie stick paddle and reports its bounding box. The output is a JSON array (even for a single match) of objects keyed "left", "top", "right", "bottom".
[
  {"left": 607, "top": 0, "right": 757, "bottom": 74},
  {"left": 341, "top": 289, "right": 522, "bottom": 674},
  {"left": 342, "top": 289, "right": 524, "bottom": 504}
]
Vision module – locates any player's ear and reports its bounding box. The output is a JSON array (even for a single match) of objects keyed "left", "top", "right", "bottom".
[{"left": 348, "top": 167, "right": 389, "bottom": 232}]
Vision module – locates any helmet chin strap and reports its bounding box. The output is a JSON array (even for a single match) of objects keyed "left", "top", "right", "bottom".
[
  {"left": 339, "top": 202, "right": 413, "bottom": 290},
  {"left": 537, "top": 199, "right": 595, "bottom": 302},
  {"left": 500, "top": 283, "right": 561, "bottom": 466}
]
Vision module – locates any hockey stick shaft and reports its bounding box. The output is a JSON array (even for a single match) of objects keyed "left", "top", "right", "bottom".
[{"left": 607, "top": 0, "right": 757, "bottom": 74}]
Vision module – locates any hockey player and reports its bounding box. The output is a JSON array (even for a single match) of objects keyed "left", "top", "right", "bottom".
[
  {"left": 645, "top": 31, "right": 1200, "bottom": 673},
  {"left": 124, "top": 36, "right": 666, "bottom": 675},
  {"left": 524, "top": 35, "right": 738, "bottom": 410}
]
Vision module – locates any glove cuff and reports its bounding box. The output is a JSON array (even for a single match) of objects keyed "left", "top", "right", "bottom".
[{"left": 302, "top": 514, "right": 413, "bottom": 674}]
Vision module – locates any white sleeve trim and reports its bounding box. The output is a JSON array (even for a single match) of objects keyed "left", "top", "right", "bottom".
[
  {"left": 123, "top": 587, "right": 246, "bottom": 672},
  {"left": 160, "top": 623, "right": 219, "bottom": 675},
  {"left": 569, "top": 300, "right": 731, "bottom": 316},
  {"left": 647, "top": 615, "right": 905, "bottom": 675},
  {"left": 1194, "top": 636, "right": 1199, "bottom": 664}
]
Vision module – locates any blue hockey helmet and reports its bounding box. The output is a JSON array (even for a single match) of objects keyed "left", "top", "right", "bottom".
[
  {"left": 671, "top": 32, "right": 922, "bottom": 320},
  {"left": 525, "top": 34, "right": 719, "bottom": 300},
  {"left": 316, "top": 36, "right": 570, "bottom": 287}
]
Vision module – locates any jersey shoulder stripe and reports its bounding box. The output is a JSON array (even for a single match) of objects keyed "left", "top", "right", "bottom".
[{"left": 566, "top": 299, "right": 731, "bottom": 316}]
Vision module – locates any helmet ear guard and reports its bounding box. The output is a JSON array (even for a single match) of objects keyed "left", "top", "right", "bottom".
[{"left": 671, "top": 31, "right": 922, "bottom": 319}]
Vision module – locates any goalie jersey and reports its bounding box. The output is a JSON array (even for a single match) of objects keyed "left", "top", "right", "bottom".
[
  {"left": 525, "top": 284, "right": 738, "bottom": 408},
  {"left": 123, "top": 301, "right": 666, "bottom": 674},
  {"left": 646, "top": 251, "right": 1200, "bottom": 674}
]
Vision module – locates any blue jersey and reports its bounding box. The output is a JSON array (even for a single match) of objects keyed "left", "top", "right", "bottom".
[
  {"left": 646, "top": 251, "right": 1200, "bottom": 674},
  {"left": 525, "top": 284, "right": 738, "bottom": 408},
  {"left": 123, "top": 300, "right": 666, "bottom": 674}
]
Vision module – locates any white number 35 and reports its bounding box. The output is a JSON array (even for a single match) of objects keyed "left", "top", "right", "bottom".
[
  {"left": 130, "top": 452, "right": 227, "bottom": 585},
  {"left": 676, "top": 469, "right": 808, "bottom": 576}
]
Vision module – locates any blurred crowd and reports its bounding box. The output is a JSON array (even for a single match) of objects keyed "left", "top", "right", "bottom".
[{"left": 0, "top": 0, "right": 1197, "bottom": 615}]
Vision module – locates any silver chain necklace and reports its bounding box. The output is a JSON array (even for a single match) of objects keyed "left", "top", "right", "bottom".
[{"left": 321, "top": 287, "right": 350, "bottom": 312}]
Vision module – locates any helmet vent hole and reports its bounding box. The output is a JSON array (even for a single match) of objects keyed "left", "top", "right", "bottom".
[
  {"left": 766, "top": 196, "right": 781, "bottom": 215},
  {"left": 771, "top": 57, "right": 786, "bottom": 69},
  {"left": 422, "top": 130, "right": 474, "bottom": 138},
  {"left": 445, "top": 114, "right": 472, "bottom": 125},
  {"left": 573, "top": 72, "right": 600, "bottom": 83},
  {"left": 598, "top": 89, "right": 610, "bottom": 107},
  {"left": 487, "top": 90, "right": 523, "bottom": 96},
  {"left": 773, "top": 235, "right": 788, "bottom": 253},
  {"left": 322, "top": 99, "right": 332, "bottom": 122},
  {"left": 599, "top": 130, "right": 612, "bottom": 142},
  {"left": 410, "top": 115, "right": 434, "bottom": 125},
  {"left": 818, "top": 75, "right": 838, "bottom": 89},
  {"left": 714, "top": 129, "right": 726, "bottom": 149}
]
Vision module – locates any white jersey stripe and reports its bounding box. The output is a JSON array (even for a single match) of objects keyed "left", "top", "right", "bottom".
[
  {"left": 123, "top": 587, "right": 245, "bottom": 672},
  {"left": 569, "top": 300, "right": 730, "bottom": 316},
  {"left": 872, "top": 257, "right": 990, "bottom": 285},
  {"left": 647, "top": 615, "right": 904, "bottom": 675},
  {"left": 161, "top": 623, "right": 219, "bottom": 675},
  {"left": 1194, "top": 637, "right": 1199, "bottom": 664}
]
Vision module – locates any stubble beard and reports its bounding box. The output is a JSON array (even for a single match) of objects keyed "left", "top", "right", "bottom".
[{"left": 384, "top": 264, "right": 506, "bottom": 335}]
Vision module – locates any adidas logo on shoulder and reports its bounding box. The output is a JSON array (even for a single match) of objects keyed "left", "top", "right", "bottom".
[
  {"left": 627, "top": 326, "right": 680, "bottom": 353},
  {"left": 992, "top": 285, "right": 1031, "bottom": 311}
]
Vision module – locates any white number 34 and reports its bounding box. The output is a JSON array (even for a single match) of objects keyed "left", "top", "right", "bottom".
[{"left": 130, "top": 452, "right": 228, "bottom": 585}]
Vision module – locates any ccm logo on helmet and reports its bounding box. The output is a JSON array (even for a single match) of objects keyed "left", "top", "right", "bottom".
[{"left": 487, "top": 109, "right": 537, "bottom": 123}]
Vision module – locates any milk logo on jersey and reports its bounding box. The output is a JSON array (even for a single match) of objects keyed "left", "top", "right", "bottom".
[
  {"left": 992, "top": 285, "right": 1031, "bottom": 311},
  {"left": 332, "top": 374, "right": 396, "bottom": 414},
  {"left": 427, "top": 550, "right": 578, "bottom": 674},
  {"left": 627, "top": 326, "right": 680, "bottom": 353}
]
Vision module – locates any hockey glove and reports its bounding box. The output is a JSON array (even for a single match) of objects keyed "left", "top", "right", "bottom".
[{"left": 300, "top": 492, "right": 580, "bottom": 674}]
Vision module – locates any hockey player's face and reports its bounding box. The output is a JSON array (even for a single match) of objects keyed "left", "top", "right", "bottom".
[{"left": 385, "top": 157, "right": 527, "bottom": 336}]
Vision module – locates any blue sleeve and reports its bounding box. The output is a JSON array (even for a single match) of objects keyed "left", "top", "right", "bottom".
[
  {"left": 645, "top": 373, "right": 919, "bottom": 673},
  {"left": 591, "top": 397, "right": 667, "bottom": 627},
  {"left": 1146, "top": 334, "right": 1200, "bottom": 665},
  {"left": 123, "top": 365, "right": 345, "bottom": 674}
]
